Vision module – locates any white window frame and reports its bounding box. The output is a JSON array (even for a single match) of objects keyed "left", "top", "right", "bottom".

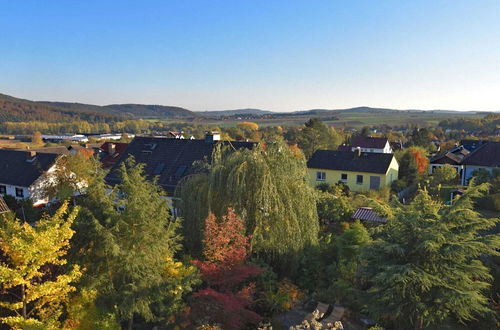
[
  {"left": 316, "top": 171, "right": 326, "bottom": 181},
  {"left": 340, "top": 173, "right": 348, "bottom": 182},
  {"left": 356, "top": 175, "right": 364, "bottom": 185},
  {"left": 15, "top": 188, "right": 24, "bottom": 198}
]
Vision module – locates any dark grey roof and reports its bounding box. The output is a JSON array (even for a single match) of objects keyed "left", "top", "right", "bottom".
[
  {"left": 352, "top": 207, "right": 387, "bottom": 223},
  {"left": 0, "top": 150, "right": 58, "bottom": 187},
  {"left": 461, "top": 142, "right": 500, "bottom": 167},
  {"left": 351, "top": 136, "right": 389, "bottom": 149},
  {"left": 430, "top": 146, "right": 470, "bottom": 165},
  {"left": 307, "top": 150, "right": 395, "bottom": 174},
  {"left": 105, "top": 137, "right": 255, "bottom": 194}
]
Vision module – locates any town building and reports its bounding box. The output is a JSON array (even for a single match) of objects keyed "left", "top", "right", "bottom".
[
  {"left": 338, "top": 136, "right": 392, "bottom": 154},
  {"left": 105, "top": 132, "right": 255, "bottom": 196},
  {"left": 307, "top": 149, "right": 399, "bottom": 191},
  {"left": 0, "top": 150, "right": 59, "bottom": 206}
]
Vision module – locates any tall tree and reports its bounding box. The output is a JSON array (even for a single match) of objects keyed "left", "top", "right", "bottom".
[
  {"left": 296, "top": 118, "right": 343, "bottom": 158},
  {"left": 71, "top": 158, "right": 196, "bottom": 328},
  {"left": 177, "top": 138, "right": 319, "bottom": 270},
  {"left": 363, "top": 185, "right": 500, "bottom": 329},
  {"left": 0, "top": 202, "right": 81, "bottom": 329}
]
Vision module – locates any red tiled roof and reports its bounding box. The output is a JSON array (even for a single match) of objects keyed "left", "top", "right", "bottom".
[{"left": 352, "top": 207, "right": 387, "bottom": 223}]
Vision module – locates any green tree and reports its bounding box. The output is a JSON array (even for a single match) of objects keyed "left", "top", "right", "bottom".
[
  {"left": 71, "top": 158, "right": 197, "bottom": 329},
  {"left": 176, "top": 138, "right": 319, "bottom": 272},
  {"left": 363, "top": 185, "right": 500, "bottom": 329},
  {"left": 0, "top": 201, "right": 81, "bottom": 329},
  {"left": 45, "top": 151, "right": 102, "bottom": 201},
  {"left": 431, "top": 164, "right": 459, "bottom": 186},
  {"left": 296, "top": 118, "right": 343, "bottom": 159},
  {"left": 316, "top": 186, "right": 354, "bottom": 224}
]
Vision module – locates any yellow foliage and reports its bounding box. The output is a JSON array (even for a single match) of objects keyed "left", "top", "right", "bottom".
[
  {"left": 236, "top": 121, "right": 259, "bottom": 131},
  {"left": 0, "top": 201, "right": 82, "bottom": 328}
]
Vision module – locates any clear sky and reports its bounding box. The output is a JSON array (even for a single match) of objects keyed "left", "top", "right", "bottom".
[{"left": 1, "top": 0, "right": 499, "bottom": 111}]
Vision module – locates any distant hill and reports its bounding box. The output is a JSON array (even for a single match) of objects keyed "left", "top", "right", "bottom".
[
  {"left": 41, "top": 102, "right": 195, "bottom": 118},
  {"left": 198, "top": 108, "right": 273, "bottom": 116},
  {"left": 0, "top": 93, "right": 196, "bottom": 122},
  {"left": 0, "top": 93, "right": 121, "bottom": 122}
]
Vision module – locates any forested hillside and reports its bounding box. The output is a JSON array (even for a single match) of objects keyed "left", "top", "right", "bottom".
[{"left": 0, "top": 93, "right": 195, "bottom": 122}]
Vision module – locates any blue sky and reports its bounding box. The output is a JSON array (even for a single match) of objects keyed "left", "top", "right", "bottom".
[{"left": 1, "top": 0, "right": 499, "bottom": 111}]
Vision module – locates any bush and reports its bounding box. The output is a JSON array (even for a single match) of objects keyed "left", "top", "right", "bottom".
[{"left": 477, "top": 193, "right": 500, "bottom": 211}]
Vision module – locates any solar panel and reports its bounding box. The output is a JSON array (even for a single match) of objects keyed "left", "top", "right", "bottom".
[{"left": 152, "top": 163, "right": 165, "bottom": 175}]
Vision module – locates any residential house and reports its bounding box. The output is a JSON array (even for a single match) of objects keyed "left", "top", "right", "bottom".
[
  {"left": 105, "top": 132, "right": 255, "bottom": 196},
  {"left": 429, "top": 141, "right": 500, "bottom": 185},
  {"left": 461, "top": 141, "right": 500, "bottom": 185},
  {"left": 338, "top": 136, "right": 392, "bottom": 154},
  {"left": 0, "top": 150, "right": 59, "bottom": 206},
  {"left": 307, "top": 149, "right": 399, "bottom": 191},
  {"left": 429, "top": 145, "right": 470, "bottom": 180},
  {"left": 99, "top": 142, "right": 129, "bottom": 168}
]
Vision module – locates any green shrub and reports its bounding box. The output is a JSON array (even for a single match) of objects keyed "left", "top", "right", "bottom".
[{"left": 477, "top": 193, "right": 500, "bottom": 211}]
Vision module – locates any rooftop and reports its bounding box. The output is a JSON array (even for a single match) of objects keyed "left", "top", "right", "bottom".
[
  {"left": 307, "top": 150, "right": 395, "bottom": 174},
  {"left": 0, "top": 149, "right": 59, "bottom": 187}
]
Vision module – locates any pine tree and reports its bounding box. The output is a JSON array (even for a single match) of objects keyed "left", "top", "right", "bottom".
[
  {"left": 363, "top": 185, "right": 500, "bottom": 329},
  {"left": 71, "top": 158, "right": 197, "bottom": 328},
  {"left": 0, "top": 201, "right": 81, "bottom": 329},
  {"left": 176, "top": 138, "right": 319, "bottom": 270}
]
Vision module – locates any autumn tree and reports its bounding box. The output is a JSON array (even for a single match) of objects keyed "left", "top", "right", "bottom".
[
  {"left": 237, "top": 121, "right": 259, "bottom": 131},
  {"left": 176, "top": 138, "right": 319, "bottom": 271},
  {"left": 189, "top": 209, "right": 262, "bottom": 329},
  {"left": 0, "top": 201, "right": 81, "bottom": 329},
  {"left": 71, "top": 158, "right": 197, "bottom": 328},
  {"left": 31, "top": 131, "right": 44, "bottom": 147},
  {"left": 363, "top": 185, "right": 500, "bottom": 329},
  {"left": 45, "top": 150, "right": 100, "bottom": 201}
]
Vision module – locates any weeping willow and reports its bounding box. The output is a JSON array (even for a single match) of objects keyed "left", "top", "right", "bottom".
[{"left": 175, "top": 138, "right": 319, "bottom": 263}]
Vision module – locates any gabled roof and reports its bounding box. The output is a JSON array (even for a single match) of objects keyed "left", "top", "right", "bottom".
[
  {"left": 0, "top": 150, "right": 58, "bottom": 187},
  {"left": 352, "top": 207, "right": 387, "bottom": 223},
  {"left": 307, "top": 150, "right": 395, "bottom": 174},
  {"left": 461, "top": 142, "right": 500, "bottom": 167},
  {"left": 0, "top": 196, "right": 10, "bottom": 214},
  {"left": 105, "top": 136, "right": 255, "bottom": 194},
  {"left": 430, "top": 146, "right": 470, "bottom": 165},
  {"left": 351, "top": 136, "right": 389, "bottom": 149}
]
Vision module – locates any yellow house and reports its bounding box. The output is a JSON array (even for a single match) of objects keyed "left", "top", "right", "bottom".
[{"left": 307, "top": 150, "right": 399, "bottom": 192}]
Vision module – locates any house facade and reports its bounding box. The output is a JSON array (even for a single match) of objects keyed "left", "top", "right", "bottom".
[
  {"left": 307, "top": 149, "right": 398, "bottom": 192},
  {"left": 0, "top": 150, "right": 59, "bottom": 206},
  {"left": 338, "top": 136, "right": 393, "bottom": 154},
  {"left": 429, "top": 141, "right": 499, "bottom": 185}
]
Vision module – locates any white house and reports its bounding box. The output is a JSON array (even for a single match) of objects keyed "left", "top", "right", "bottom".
[
  {"left": 0, "top": 150, "right": 60, "bottom": 206},
  {"left": 339, "top": 136, "right": 393, "bottom": 154}
]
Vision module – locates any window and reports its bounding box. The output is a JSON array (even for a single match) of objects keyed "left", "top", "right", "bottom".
[
  {"left": 0, "top": 185, "right": 6, "bottom": 195},
  {"left": 356, "top": 175, "right": 363, "bottom": 185},
  {"left": 15, "top": 188, "right": 24, "bottom": 198},
  {"left": 316, "top": 171, "right": 326, "bottom": 181},
  {"left": 341, "top": 173, "right": 348, "bottom": 182}
]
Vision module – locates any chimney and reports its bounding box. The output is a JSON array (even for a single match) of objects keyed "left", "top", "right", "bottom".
[
  {"left": 26, "top": 151, "right": 37, "bottom": 162},
  {"left": 355, "top": 146, "right": 361, "bottom": 157},
  {"left": 107, "top": 143, "right": 116, "bottom": 155},
  {"left": 205, "top": 131, "right": 221, "bottom": 143}
]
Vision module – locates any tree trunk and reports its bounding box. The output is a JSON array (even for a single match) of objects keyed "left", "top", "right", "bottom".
[
  {"left": 127, "top": 315, "right": 133, "bottom": 330},
  {"left": 414, "top": 317, "right": 423, "bottom": 330},
  {"left": 22, "top": 284, "right": 27, "bottom": 319}
]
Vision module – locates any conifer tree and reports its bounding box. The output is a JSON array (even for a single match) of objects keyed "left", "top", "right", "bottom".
[
  {"left": 176, "top": 138, "right": 319, "bottom": 269},
  {"left": 0, "top": 201, "right": 81, "bottom": 329},
  {"left": 363, "top": 185, "right": 500, "bottom": 329},
  {"left": 71, "top": 158, "right": 197, "bottom": 328}
]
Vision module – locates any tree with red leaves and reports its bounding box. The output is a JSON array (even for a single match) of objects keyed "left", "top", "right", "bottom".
[
  {"left": 408, "top": 147, "right": 429, "bottom": 174},
  {"left": 190, "top": 209, "right": 262, "bottom": 329}
]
